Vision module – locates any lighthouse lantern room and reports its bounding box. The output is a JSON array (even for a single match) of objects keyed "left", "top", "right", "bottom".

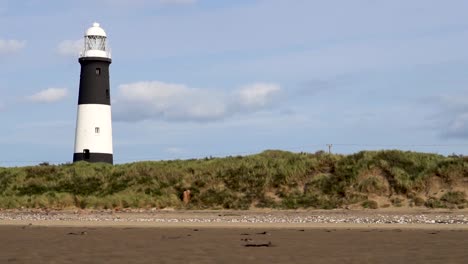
[{"left": 73, "top": 22, "right": 113, "bottom": 164}]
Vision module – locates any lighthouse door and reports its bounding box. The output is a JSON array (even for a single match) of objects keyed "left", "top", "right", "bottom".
[{"left": 83, "top": 149, "right": 90, "bottom": 160}]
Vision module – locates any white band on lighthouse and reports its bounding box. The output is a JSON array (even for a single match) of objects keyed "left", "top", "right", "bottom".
[{"left": 74, "top": 104, "right": 113, "bottom": 154}]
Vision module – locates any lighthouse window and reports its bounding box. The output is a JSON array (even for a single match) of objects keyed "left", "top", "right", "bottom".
[
  {"left": 106, "top": 89, "right": 110, "bottom": 99},
  {"left": 95, "top": 127, "right": 100, "bottom": 134},
  {"left": 96, "top": 68, "right": 101, "bottom": 76}
]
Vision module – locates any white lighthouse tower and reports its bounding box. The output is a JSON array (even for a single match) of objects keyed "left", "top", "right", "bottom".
[{"left": 73, "top": 22, "right": 113, "bottom": 164}]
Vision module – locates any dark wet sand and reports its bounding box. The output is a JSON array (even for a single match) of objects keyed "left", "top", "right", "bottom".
[{"left": 0, "top": 226, "right": 467, "bottom": 263}]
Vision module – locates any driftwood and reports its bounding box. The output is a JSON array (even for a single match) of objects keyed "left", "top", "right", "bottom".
[{"left": 244, "top": 242, "right": 273, "bottom": 247}]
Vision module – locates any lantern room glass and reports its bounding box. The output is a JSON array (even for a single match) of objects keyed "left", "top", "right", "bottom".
[{"left": 85, "top": 35, "right": 106, "bottom": 51}]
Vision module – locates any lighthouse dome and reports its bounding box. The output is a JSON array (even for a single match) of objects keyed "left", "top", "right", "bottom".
[{"left": 85, "top": 22, "right": 107, "bottom": 37}]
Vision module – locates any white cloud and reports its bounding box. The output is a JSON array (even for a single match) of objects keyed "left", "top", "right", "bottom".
[
  {"left": 0, "top": 39, "right": 26, "bottom": 55},
  {"left": 27, "top": 88, "right": 68, "bottom": 103},
  {"left": 57, "top": 39, "right": 82, "bottom": 56},
  {"left": 236, "top": 83, "right": 281, "bottom": 109},
  {"left": 15, "top": 120, "right": 74, "bottom": 129},
  {"left": 114, "top": 81, "right": 281, "bottom": 122}
]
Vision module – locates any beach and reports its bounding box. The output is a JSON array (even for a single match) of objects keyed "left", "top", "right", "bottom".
[{"left": 1, "top": 209, "right": 467, "bottom": 263}]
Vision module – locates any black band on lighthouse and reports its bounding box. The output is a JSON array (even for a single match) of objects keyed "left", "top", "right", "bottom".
[
  {"left": 78, "top": 57, "right": 112, "bottom": 105},
  {"left": 73, "top": 152, "right": 113, "bottom": 164}
]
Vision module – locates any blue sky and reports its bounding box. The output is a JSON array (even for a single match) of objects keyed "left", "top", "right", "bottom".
[{"left": 1, "top": 0, "right": 468, "bottom": 166}]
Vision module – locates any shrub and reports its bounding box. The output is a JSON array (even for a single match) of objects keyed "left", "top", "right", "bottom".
[
  {"left": 435, "top": 160, "right": 467, "bottom": 183},
  {"left": 425, "top": 197, "right": 446, "bottom": 208},
  {"left": 357, "top": 176, "right": 387, "bottom": 194},
  {"left": 413, "top": 197, "right": 425, "bottom": 207},
  {"left": 390, "top": 197, "right": 404, "bottom": 207},
  {"left": 362, "top": 200, "right": 378, "bottom": 209},
  {"left": 440, "top": 191, "right": 466, "bottom": 205}
]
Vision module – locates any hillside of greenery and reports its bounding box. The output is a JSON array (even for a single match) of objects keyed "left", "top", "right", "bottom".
[{"left": 0, "top": 150, "right": 466, "bottom": 210}]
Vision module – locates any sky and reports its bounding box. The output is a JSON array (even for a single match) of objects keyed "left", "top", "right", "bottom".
[{"left": 1, "top": 0, "right": 468, "bottom": 166}]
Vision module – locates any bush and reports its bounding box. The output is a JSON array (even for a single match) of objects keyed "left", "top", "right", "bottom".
[
  {"left": 390, "top": 197, "right": 404, "bottom": 207},
  {"left": 413, "top": 197, "right": 425, "bottom": 207},
  {"left": 425, "top": 197, "right": 446, "bottom": 208},
  {"left": 362, "top": 200, "right": 378, "bottom": 209},
  {"left": 440, "top": 191, "right": 466, "bottom": 205},
  {"left": 357, "top": 176, "right": 387, "bottom": 195}
]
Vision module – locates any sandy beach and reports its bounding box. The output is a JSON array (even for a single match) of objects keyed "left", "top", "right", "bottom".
[{"left": 1, "top": 210, "right": 467, "bottom": 263}]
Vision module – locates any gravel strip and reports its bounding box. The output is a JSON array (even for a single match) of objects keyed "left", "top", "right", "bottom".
[{"left": 0, "top": 210, "right": 467, "bottom": 225}]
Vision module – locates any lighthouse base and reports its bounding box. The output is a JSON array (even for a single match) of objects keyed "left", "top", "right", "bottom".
[{"left": 73, "top": 152, "right": 113, "bottom": 164}]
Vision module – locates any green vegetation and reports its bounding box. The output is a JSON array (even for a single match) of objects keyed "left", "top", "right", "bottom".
[
  {"left": 390, "top": 197, "right": 404, "bottom": 207},
  {"left": 0, "top": 150, "right": 466, "bottom": 210},
  {"left": 412, "top": 196, "right": 426, "bottom": 207},
  {"left": 361, "top": 200, "right": 379, "bottom": 209}
]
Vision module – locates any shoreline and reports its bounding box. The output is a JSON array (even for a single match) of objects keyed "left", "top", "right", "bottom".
[{"left": 1, "top": 220, "right": 468, "bottom": 230}]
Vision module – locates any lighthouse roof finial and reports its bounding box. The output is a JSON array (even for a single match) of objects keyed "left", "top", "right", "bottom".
[{"left": 85, "top": 22, "right": 107, "bottom": 37}]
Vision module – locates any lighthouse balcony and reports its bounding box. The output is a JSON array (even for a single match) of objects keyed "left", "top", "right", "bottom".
[{"left": 80, "top": 49, "right": 111, "bottom": 58}]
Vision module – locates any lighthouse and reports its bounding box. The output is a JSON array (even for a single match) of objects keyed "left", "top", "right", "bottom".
[{"left": 73, "top": 22, "right": 113, "bottom": 164}]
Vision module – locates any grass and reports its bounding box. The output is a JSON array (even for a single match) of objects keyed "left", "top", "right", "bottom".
[
  {"left": 361, "top": 200, "right": 379, "bottom": 209},
  {"left": 0, "top": 150, "right": 466, "bottom": 210},
  {"left": 440, "top": 191, "right": 466, "bottom": 206}
]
